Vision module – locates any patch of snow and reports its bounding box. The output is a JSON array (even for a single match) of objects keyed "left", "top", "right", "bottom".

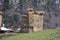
[{"left": 1, "top": 27, "right": 11, "bottom": 31}]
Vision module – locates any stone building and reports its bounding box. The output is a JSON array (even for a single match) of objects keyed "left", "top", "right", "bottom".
[
  {"left": 20, "top": 8, "right": 44, "bottom": 32},
  {"left": 27, "top": 8, "right": 44, "bottom": 32},
  {"left": 33, "top": 11, "right": 44, "bottom": 31}
]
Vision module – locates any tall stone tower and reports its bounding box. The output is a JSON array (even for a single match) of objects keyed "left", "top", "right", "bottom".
[
  {"left": 34, "top": 11, "right": 44, "bottom": 31},
  {"left": 27, "top": 8, "right": 44, "bottom": 32},
  {"left": 27, "top": 8, "right": 34, "bottom": 32}
]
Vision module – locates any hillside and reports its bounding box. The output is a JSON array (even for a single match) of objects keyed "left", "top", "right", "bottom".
[{"left": 1, "top": 29, "right": 60, "bottom": 40}]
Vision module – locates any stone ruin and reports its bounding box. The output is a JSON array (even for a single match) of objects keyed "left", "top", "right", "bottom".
[
  {"left": 21, "top": 8, "right": 44, "bottom": 32},
  {"left": 27, "top": 8, "right": 44, "bottom": 32},
  {"left": 0, "top": 8, "right": 45, "bottom": 33}
]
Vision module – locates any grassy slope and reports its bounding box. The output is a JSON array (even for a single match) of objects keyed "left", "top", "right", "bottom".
[{"left": 1, "top": 29, "right": 60, "bottom": 40}]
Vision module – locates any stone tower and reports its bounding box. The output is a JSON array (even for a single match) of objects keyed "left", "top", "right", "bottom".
[
  {"left": 34, "top": 11, "right": 44, "bottom": 31},
  {"left": 27, "top": 8, "right": 34, "bottom": 32},
  {"left": 27, "top": 8, "right": 44, "bottom": 32}
]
